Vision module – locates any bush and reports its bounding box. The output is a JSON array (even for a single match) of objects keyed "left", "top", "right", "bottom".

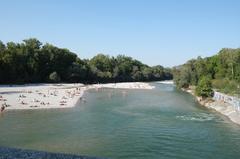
[
  {"left": 195, "top": 77, "right": 213, "bottom": 97},
  {"left": 49, "top": 71, "right": 61, "bottom": 82},
  {"left": 212, "top": 79, "right": 239, "bottom": 95}
]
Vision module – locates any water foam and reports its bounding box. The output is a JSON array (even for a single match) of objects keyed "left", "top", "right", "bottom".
[{"left": 176, "top": 113, "right": 216, "bottom": 122}]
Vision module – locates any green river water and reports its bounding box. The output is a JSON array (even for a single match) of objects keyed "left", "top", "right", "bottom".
[{"left": 0, "top": 83, "right": 240, "bottom": 159}]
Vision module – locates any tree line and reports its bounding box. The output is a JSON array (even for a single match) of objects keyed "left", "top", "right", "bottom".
[
  {"left": 173, "top": 48, "right": 240, "bottom": 97},
  {"left": 0, "top": 38, "right": 172, "bottom": 84}
]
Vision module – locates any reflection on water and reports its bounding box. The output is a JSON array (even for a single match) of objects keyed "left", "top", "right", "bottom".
[{"left": 0, "top": 83, "right": 240, "bottom": 159}]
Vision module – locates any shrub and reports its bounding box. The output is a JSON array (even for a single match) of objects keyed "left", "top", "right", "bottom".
[
  {"left": 195, "top": 77, "right": 213, "bottom": 97},
  {"left": 49, "top": 71, "right": 61, "bottom": 82}
]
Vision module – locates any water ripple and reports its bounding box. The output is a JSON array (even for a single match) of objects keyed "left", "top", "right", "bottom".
[{"left": 176, "top": 113, "right": 216, "bottom": 122}]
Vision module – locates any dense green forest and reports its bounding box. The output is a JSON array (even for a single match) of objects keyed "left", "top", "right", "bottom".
[
  {"left": 173, "top": 48, "right": 240, "bottom": 97},
  {"left": 0, "top": 38, "right": 172, "bottom": 84}
]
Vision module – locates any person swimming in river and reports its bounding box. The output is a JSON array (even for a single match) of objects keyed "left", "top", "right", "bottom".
[{"left": 1, "top": 105, "right": 5, "bottom": 112}]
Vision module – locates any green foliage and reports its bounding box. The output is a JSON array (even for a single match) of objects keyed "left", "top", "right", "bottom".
[
  {"left": 0, "top": 38, "right": 172, "bottom": 84},
  {"left": 173, "top": 66, "right": 191, "bottom": 88},
  {"left": 212, "top": 79, "right": 239, "bottom": 95},
  {"left": 173, "top": 47, "right": 240, "bottom": 95},
  {"left": 49, "top": 71, "right": 61, "bottom": 82},
  {"left": 195, "top": 77, "right": 213, "bottom": 97}
]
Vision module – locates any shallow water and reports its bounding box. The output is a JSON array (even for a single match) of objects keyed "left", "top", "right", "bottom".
[{"left": 0, "top": 83, "right": 240, "bottom": 159}]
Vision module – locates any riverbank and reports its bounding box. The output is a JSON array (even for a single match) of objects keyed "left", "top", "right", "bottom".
[
  {"left": 0, "top": 82, "right": 154, "bottom": 110},
  {"left": 182, "top": 87, "right": 240, "bottom": 125},
  {"left": 156, "top": 80, "right": 174, "bottom": 85}
]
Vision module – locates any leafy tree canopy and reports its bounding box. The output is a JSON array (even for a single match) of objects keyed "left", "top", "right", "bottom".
[
  {"left": 0, "top": 38, "right": 172, "bottom": 84},
  {"left": 173, "top": 48, "right": 240, "bottom": 95}
]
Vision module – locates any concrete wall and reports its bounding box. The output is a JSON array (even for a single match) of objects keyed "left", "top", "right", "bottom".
[{"left": 213, "top": 91, "right": 240, "bottom": 111}]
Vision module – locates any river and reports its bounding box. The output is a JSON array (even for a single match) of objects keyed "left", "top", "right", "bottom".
[{"left": 0, "top": 83, "right": 240, "bottom": 159}]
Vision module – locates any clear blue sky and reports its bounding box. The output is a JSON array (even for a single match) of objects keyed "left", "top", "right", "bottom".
[{"left": 1, "top": 0, "right": 240, "bottom": 67}]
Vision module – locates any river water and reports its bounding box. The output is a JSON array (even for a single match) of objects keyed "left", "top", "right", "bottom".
[{"left": 0, "top": 83, "right": 240, "bottom": 159}]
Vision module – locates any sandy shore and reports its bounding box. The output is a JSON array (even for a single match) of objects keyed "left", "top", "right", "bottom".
[
  {"left": 0, "top": 84, "right": 86, "bottom": 110},
  {"left": 183, "top": 88, "right": 240, "bottom": 125},
  {"left": 0, "top": 82, "right": 154, "bottom": 111},
  {"left": 90, "top": 82, "right": 155, "bottom": 89}
]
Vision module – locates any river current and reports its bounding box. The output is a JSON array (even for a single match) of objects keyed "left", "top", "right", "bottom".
[{"left": 0, "top": 83, "right": 240, "bottom": 159}]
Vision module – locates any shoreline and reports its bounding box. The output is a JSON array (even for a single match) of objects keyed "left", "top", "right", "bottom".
[
  {"left": 0, "top": 82, "right": 154, "bottom": 111},
  {"left": 182, "top": 87, "right": 240, "bottom": 125},
  {"left": 155, "top": 80, "right": 174, "bottom": 85}
]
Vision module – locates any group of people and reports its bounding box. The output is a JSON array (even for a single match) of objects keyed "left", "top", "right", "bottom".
[
  {"left": 17, "top": 89, "right": 56, "bottom": 107},
  {"left": 0, "top": 86, "right": 84, "bottom": 111}
]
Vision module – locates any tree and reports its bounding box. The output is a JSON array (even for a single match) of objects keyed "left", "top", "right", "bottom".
[
  {"left": 195, "top": 77, "right": 213, "bottom": 97},
  {"left": 49, "top": 71, "right": 61, "bottom": 82},
  {"left": 0, "top": 41, "right": 5, "bottom": 52},
  {"left": 142, "top": 67, "right": 152, "bottom": 80},
  {"left": 0, "top": 38, "right": 173, "bottom": 84},
  {"left": 89, "top": 54, "right": 112, "bottom": 72},
  {"left": 173, "top": 47, "right": 240, "bottom": 95},
  {"left": 67, "top": 58, "right": 89, "bottom": 82},
  {"left": 151, "top": 65, "right": 164, "bottom": 80}
]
